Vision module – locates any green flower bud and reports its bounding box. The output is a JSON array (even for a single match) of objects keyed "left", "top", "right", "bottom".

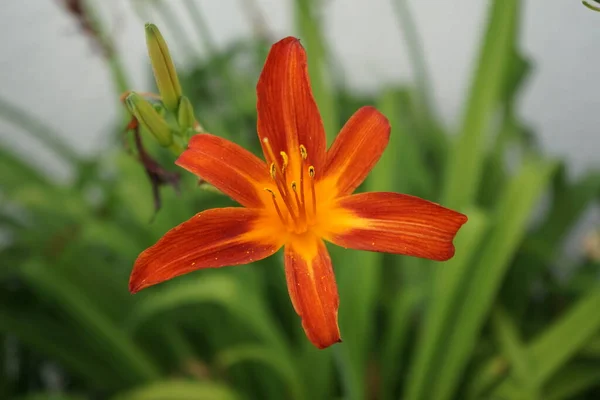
[
  {"left": 145, "top": 23, "right": 182, "bottom": 112},
  {"left": 126, "top": 92, "right": 173, "bottom": 147},
  {"left": 177, "top": 96, "right": 196, "bottom": 137}
]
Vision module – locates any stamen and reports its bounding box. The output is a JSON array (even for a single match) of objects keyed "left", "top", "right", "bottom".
[
  {"left": 308, "top": 166, "right": 316, "bottom": 217},
  {"left": 280, "top": 151, "right": 289, "bottom": 173},
  {"left": 264, "top": 188, "right": 286, "bottom": 224},
  {"left": 262, "top": 137, "right": 278, "bottom": 166},
  {"left": 269, "top": 162, "right": 277, "bottom": 180},
  {"left": 291, "top": 181, "right": 305, "bottom": 220},
  {"left": 300, "top": 144, "right": 308, "bottom": 160}
]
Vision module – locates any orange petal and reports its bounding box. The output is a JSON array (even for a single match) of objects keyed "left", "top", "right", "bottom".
[
  {"left": 284, "top": 234, "right": 341, "bottom": 349},
  {"left": 130, "top": 207, "right": 284, "bottom": 293},
  {"left": 257, "top": 37, "right": 326, "bottom": 172},
  {"left": 323, "top": 192, "right": 467, "bottom": 261},
  {"left": 176, "top": 134, "right": 270, "bottom": 208},
  {"left": 323, "top": 106, "right": 390, "bottom": 196}
]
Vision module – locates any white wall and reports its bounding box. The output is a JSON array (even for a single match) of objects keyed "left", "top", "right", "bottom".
[{"left": 0, "top": 0, "right": 598, "bottom": 177}]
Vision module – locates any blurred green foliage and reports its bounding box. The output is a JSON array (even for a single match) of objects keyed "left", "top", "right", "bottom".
[{"left": 1, "top": 0, "right": 599, "bottom": 399}]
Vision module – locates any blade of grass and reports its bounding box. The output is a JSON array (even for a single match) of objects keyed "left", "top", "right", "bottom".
[
  {"left": 20, "top": 260, "right": 160, "bottom": 383},
  {"left": 127, "top": 271, "right": 299, "bottom": 387},
  {"left": 217, "top": 345, "right": 304, "bottom": 400},
  {"left": 379, "top": 286, "right": 424, "bottom": 400},
  {"left": 0, "top": 309, "right": 118, "bottom": 389},
  {"left": 333, "top": 87, "right": 411, "bottom": 399},
  {"left": 430, "top": 157, "right": 557, "bottom": 400},
  {"left": 404, "top": 208, "right": 489, "bottom": 400},
  {"left": 488, "top": 285, "right": 600, "bottom": 397},
  {"left": 527, "top": 285, "right": 600, "bottom": 385},
  {"left": 391, "top": 0, "right": 445, "bottom": 160},
  {"left": 442, "top": 0, "right": 520, "bottom": 209},
  {"left": 376, "top": 88, "right": 432, "bottom": 195},
  {"left": 491, "top": 306, "right": 539, "bottom": 397},
  {"left": 544, "top": 362, "right": 600, "bottom": 400}
]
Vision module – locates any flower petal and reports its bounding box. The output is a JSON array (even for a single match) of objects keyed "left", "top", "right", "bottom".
[
  {"left": 322, "top": 192, "right": 467, "bottom": 261},
  {"left": 130, "top": 207, "right": 285, "bottom": 293},
  {"left": 323, "top": 106, "right": 390, "bottom": 196},
  {"left": 285, "top": 234, "right": 341, "bottom": 349},
  {"left": 176, "top": 134, "right": 270, "bottom": 208},
  {"left": 257, "top": 37, "right": 326, "bottom": 172}
]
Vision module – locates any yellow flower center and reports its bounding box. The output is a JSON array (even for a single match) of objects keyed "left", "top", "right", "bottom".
[{"left": 262, "top": 138, "right": 317, "bottom": 234}]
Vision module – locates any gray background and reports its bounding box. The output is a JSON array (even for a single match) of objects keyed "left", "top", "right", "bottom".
[{"left": 0, "top": 0, "right": 598, "bottom": 176}]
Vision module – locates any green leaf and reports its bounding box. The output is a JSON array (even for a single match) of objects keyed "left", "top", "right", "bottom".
[
  {"left": 442, "top": 0, "right": 520, "bottom": 209},
  {"left": 20, "top": 260, "right": 160, "bottom": 383},
  {"left": 543, "top": 362, "right": 600, "bottom": 400},
  {"left": 379, "top": 287, "right": 424, "bottom": 400},
  {"left": 110, "top": 380, "right": 239, "bottom": 400},
  {"left": 216, "top": 345, "right": 305, "bottom": 400},
  {"left": 527, "top": 285, "right": 600, "bottom": 385},
  {"left": 491, "top": 307, "right": 538, "bottom": 395},
  {"left": 429, "top": 158, "right": 557, "bottom": 400},
  {"left": 127, "top": 274, "right": 239, "bottom": 332},
  {"left": 375, "top": 88, "right": 432, "bottom": 195},
  {"left": 405, "top": 208, "right": 489, "bottom": 400}
]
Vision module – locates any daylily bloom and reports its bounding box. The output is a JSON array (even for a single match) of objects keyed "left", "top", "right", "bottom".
[{"left": 130, "top": 37, "right": 467, "bottom": 349}]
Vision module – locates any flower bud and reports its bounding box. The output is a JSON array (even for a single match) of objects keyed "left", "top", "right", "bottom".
[
  {"left": 126, "top": 92, "right": 173, "bottom": 147},
  {"left": 145, "top": 23, "right": 182, "bottom": 112},
  {"left": 177, "top": 96, "right": 196, "bottom": 137}
]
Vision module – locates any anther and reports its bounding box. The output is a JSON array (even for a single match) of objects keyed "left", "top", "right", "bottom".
[
  {"left": 269, "top": 162, "right": 277, "bottom": 180},
  {"left": 308, "top": 166, "right": 316, "bottom": 217},
  {"left": 280, "top": 151, "right": 289, "bottom": 173},
  {"left": 300, "top": 144, "right": 308, "bottom": 160}
]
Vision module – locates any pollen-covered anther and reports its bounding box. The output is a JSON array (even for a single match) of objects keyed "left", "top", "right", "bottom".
[
  {"left": 308, "top": 165, "right": 317, "bottom": 216},
  {"left": 280, "top": 151, "right": 289, "bottom": 173},
  {"left": 269, "top": 162, "right": 277, "bottom": 180},
  {"left": 299, "top": 144, "right": 308, "bottom": 160}
]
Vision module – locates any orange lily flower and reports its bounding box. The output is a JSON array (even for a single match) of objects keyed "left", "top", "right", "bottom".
[{"left": 130, "top": 37, "right": 467, "bottom": 349}]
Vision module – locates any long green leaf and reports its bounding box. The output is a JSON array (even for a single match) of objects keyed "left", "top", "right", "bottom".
[
  {"left": 20, "top": 260, "right": 160, "bottom": 383},
  {"left": 544, "top": 362, "right": 600, "bottom": 400},
  {"left": 217, "top": 345, "right": 305, "bottom": 400},
  {"left": 491, "top": 307, "right": 538, "bottom": 396},
  {"left": 404, "top": 208, "right": 489, "bottom": 400},
  {"left": 527, "top": 285, "right": 600, "bottom": 385},
  {"left": 430, "top": 158, "right": 557, "bottom": 400},
  {"left": 442, "top": 0, "right": 520, "bottom": 209}
]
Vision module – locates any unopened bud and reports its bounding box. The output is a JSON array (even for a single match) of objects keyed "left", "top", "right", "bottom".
[
  {"left": 145, "top": 23, "right": 182, "bottom": 112},
  {"left": 126, "top": 92, "right": 173, "bottom": 147},
  {"left": 177, "top": 96, "right": 196, "bottom": 137}
]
